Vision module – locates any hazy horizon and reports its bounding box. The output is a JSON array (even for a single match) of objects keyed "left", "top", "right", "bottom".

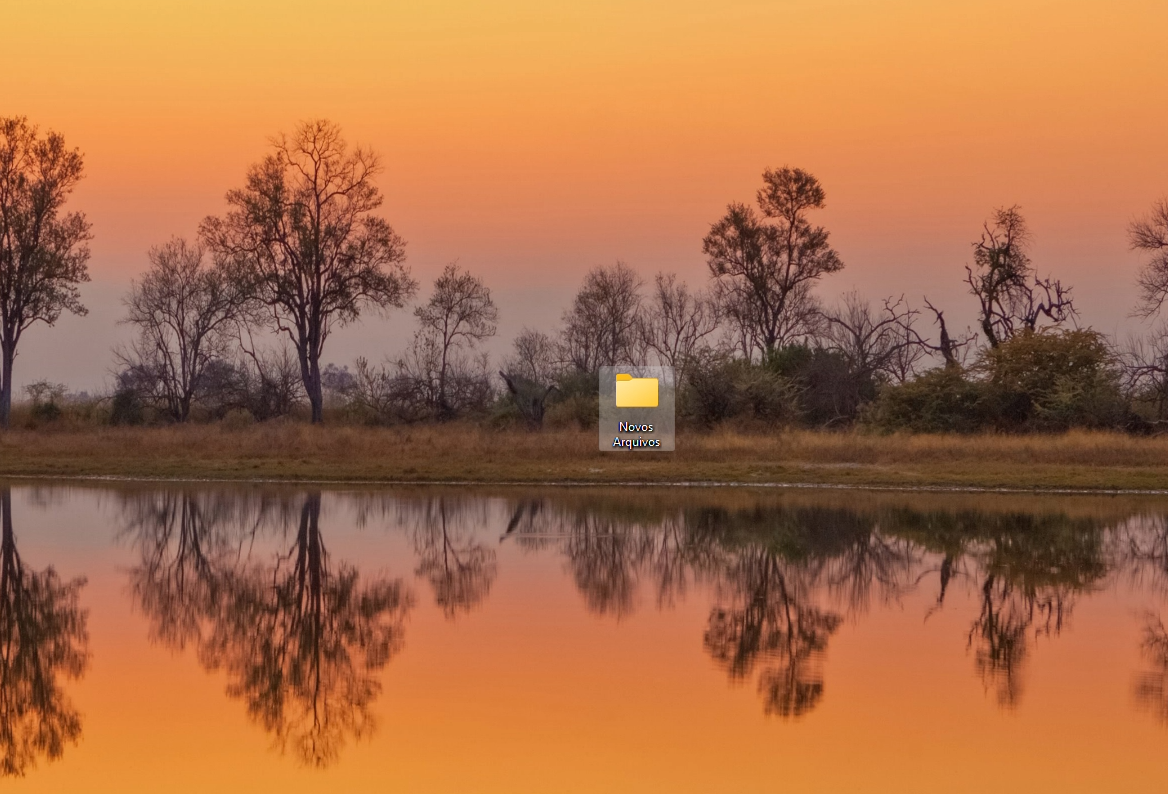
[{"left": 6, "top": 0, "right": 1167, "bottom": 394}]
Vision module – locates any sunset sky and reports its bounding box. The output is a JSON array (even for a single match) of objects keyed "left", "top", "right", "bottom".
[{"left": 5, "top": 0, "right": 1168, "bottom": 391}]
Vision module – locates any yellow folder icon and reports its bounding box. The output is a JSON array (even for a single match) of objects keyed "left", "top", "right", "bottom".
[{"left": 615, "top": 373, "right": 658, "bottom": 408}]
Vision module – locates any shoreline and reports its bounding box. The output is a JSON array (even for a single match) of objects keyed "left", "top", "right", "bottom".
[
  {"left": 6, "top": 471, "right": 1168, "bottom": 497},
  {"left": 7, "top": 423, "right": 1168, "bottom": 492}
]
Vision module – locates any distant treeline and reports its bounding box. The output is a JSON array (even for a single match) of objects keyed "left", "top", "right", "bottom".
[{"left": 3, "top": 116, "right": 1168, "bottom": 433}]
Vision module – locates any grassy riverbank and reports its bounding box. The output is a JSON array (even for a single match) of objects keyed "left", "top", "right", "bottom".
[{"left": 5, "top": 424, "right": 1168, "bottom": 490}]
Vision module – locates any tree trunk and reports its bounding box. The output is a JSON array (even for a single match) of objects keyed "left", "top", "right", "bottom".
[
  {"left": 437, "top": 344, "right": 450, "bottom": 421},
  {"left": 0, "top": 342, "right": 14, "bottom": 430},
  {"left": 307, "top": 352, "right": 324, "bottom": 425},
  {"left": 0, "top": 487, "right": 17, "bottom": 589},
  {"left": 1, "top": 487, "right": 12, "bottom": 555},
  {"left": 296, "top": 339, "right": 325, "bottom": 425}
]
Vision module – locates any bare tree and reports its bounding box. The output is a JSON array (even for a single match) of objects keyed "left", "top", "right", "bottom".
[
  {"left": 499, "top": 329, "right": 558, "bottom": 429},
  {"left": 117, "top": 238, "right": 246, "bottom": 422},
  {"left": 232, "top": 344, "right": 305, "bottom": 421},
  {"left": 640, "top": 272, "right": 721, "bottom": 378},
  {"left": 0, "top": 117, "right": 92, "bottom": 428},
  {"left": 1121, "top": 324, "right": 1168, "bottom": 421},
  {"left": 1131, "top": 199, "right": 1168, "bottom": 318},
  {"left": 394, "top": 332, "right": 493, "bottom": 421},
  {"left": 703, "top": 167, "right": 843, "bottom": 362},
  {"left": 200, "top": 119, "right": 417, "bottom": 424},
  {"left": 414, "top": 262, "right": 498, "bottom": 418},
  {"left": 559, "top": 262, "right": 644, "bottom": 372},
  {"left": 965, "top": 206, "right": 1074, "bottom": 348},
  {"left": 503, "top": 327, "right": 558, "bottom": 385},
  {"left": 920, "top": 298, "right": 977, "bottom": 369},
  {"left": 821, "top": 293, "right": 928, "bottom": 385}
]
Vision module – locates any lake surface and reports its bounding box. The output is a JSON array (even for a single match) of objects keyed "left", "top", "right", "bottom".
[{"left": 2, "top": 482, "right": 1167, "bottom": 792}]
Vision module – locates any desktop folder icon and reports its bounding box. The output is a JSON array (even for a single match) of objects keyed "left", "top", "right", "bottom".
[{"left": 615, "top": 373, "right": 658, "bottom": 408}]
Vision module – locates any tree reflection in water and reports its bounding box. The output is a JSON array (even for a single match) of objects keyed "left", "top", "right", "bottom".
[
  {"left": 504, "top": 495, "right": 1125, "bottom": 718},
  {"left": 0, "top": 488, "right": 89, "bottom": 777},
  {"left": 123, "top": 487, "right": 1168, "bottom": 735},
  {"left": 124, "top": 490, "right": 411, "bottom": 767},
  {"left": 1134, "top": 613, "right": 1168, "bottom": 724},
  {"left": 890, "top": 509, "right": 1108, "bottom": 708},
  {"left": 409, "top": 498, "right": 496, "bottom": 619},
  {"left": 963, "top": 517, "right": 1103, "bottom": 707},
  {"left": 704, "top": 546, "right": 841, "bottom": 717}
]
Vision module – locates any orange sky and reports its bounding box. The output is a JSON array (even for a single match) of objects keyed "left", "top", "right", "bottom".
[{"left": 4, "top": 0, "right": 1168, "bottom": 389}]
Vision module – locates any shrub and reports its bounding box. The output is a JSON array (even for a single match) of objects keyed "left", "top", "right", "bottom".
[
  {"left": 868, "top": 329, "right": 1128, "bottom": 433},
  {"left": 221, "top": 408, "right": 256, "bottom": 431},
  {"left": 866, "top": 367, "right": 986, "bottom": 433},
  {"left": 770, "top": 344, "right": 873, "bottom": 426},
  {"left": 110, "top": 385, "right": 146, "bottom": 426},
  {"left": 544, "top": 370, "right": 599, "bottom": 430},
  {"left": 681, "top": 354, "right": 800, "bottom": 428},
  {"left": 546, "top": 393, "right": 599, "bottom": 430},
  {"left": 684, "top": 355, "right": 740, "bottom": 426},
  {"left": 24, "top": 381, "right": 67, "bottom": 425},
  {"left": 978, "top": 329, "right": 1126, "bottom": 431}
]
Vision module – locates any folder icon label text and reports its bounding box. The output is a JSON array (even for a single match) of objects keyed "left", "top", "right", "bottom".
[{"left": 615, "top": 373, "right": 658, "bottom": 408}]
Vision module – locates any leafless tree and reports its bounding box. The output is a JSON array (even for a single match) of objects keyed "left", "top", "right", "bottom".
[
  {"left": 117, "top": 238, "right": 247, "bottom": 422},
  {"left": 705, "top": 545, "right": 842, "bottom": 718},
  {"left": 503, "top": 327, "right": 558, "bottom": 385},
  {"left": 703, "top": 167, "right": 843, "bottom": 361},
  {"left": 0, "top": 117, "right": 92, "bottom": 428},
  {"left": 158, "top": 492, "right": 413, "bottom": 767},
  {"left": 559, "top": 261, "right": 644, "bottom": 372},
  {"left": 965, "top": 206, "right": 1075, "bottom": 348},
  {"left": 233, "top": 344, "right": 304, "bottom": 420},
  {"left": 820, "top": 293, "right": 928, "bottom": 385},
  {"left": 499, "top": 329, "right": 559, "bottom": 429},
  {"left": 346, "top": 357, "right": 405, "bottom": 423},
  {"left": 1131, "top": 199, "right": 1168, "bottom": 318},
  {"left": 920, "top": 298, "right": 976, "bottom": 368},
  {"left": 639, "top": 272, "right": 720, "bottom": 378},
  {"left": 1121, "top": 324, "right": 1168, "bottom": 420},
  {"left": 414, "top": 262, "right": 498, "bottom": 418},
  {"left": 393, "top": 332, "right": 493, "bottom": 421},
  {"left": 200, "top": 119, "right": 417, "bottom": 423}
]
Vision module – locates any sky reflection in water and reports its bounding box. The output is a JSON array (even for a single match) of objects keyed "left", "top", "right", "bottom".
[{"left": 3, "top": 484, "right": 1168, "bottom": 792}]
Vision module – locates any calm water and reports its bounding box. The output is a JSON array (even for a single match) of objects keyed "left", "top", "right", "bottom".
[{"left": 2, "top": 483, "right": 1168, "bottom": 792}]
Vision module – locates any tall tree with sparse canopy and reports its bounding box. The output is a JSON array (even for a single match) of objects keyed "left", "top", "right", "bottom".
[
  {"left": 414, "top": 262, "right": 498, "bottom": 418},
  {"left": 117, "top": 237, "right": 247, "bottom": 422},
  {"left": 200, "top": 120, "right": 416, "bottom": 423},
  {"left": 1131, "top": 199, "right": 1168, "bottom": 317},
  {"left": 703, "top": 167, "right": 843, "bottom": 362},
  {"left": 0, "top": 118, "right": 91, "bottom": 428},
  {"left": 964, "top": 205, "right": 1074, "bottom": 348},
  {"left": 559, "top": 262, "right": 644, "bottom": 372}
]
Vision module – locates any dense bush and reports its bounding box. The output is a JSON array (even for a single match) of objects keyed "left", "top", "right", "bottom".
[
  {"left": 867, "top": 329, "right": 1127, "bottom": 433},
  {"left": 24, "top": 381, "right": 66, "bottom": 424},
  {"left": 770, "top": 345, "right": 872, "bottom": 427},
  {"left": 979, "top": 329, "right": 1126, "bottom": 431},
  {"left": 682, "top": 355, "right": 800, "bottom": 428},
  {"left": 110, "top": 385, "right": 146, "bottom": 426},
  {"left": 865, "top": 367, "right": 986, "bottom": 433},
  {"left": 544, "top": 370, "right": 599, "bottom": 429}
]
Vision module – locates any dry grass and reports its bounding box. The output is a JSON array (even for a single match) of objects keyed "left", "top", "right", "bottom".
[{"left": 4, "top": 423, "right": 1168, "bottom": 490}]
